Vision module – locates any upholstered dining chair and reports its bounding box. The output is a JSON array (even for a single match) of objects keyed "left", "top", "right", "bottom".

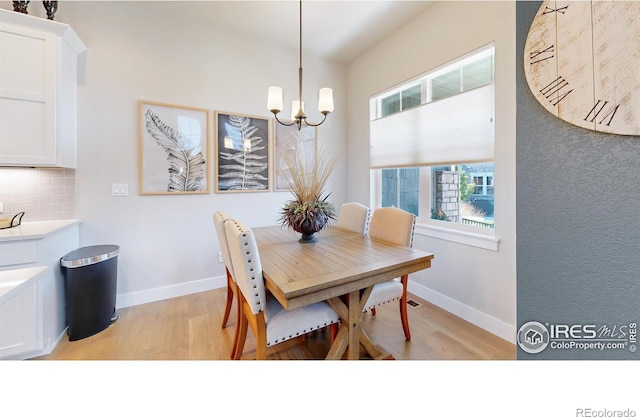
[
  {"left": 335, "top": 202, "right": 371, "bottom": 235},
  {"left": 213, "top": 211, "right": 241, "bottom": 359},
  {"left": 363, "top": 207, "right": 416, "bottom": 341},
  {"left": 225, "top": 218, "right": 340, "bottom": 359},
  {"left": 213, "top": 211, "right": 236, "bottom": 329}
]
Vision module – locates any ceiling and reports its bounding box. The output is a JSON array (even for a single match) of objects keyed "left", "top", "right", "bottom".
[{"left": 159, "top": 1, "right": 434, "bottom": 63}]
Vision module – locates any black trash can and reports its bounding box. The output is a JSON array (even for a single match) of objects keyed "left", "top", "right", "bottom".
[{"left": 61, "top": 245, "right": 120, "bottom": 341}]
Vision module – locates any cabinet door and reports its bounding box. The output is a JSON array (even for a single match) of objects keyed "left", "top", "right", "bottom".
[
  {"left": 0, "top": 23, "right": 56, "bottom": 165},
  {"left": 0, "top": 282, "right": 40, "bottom": 358}
]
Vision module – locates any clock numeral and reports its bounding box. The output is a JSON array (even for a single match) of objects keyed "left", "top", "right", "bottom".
[
  {"left": 529, "top": 45, "right": 554, "bottom": 65},
  {"left": 543, "top": 5, "right": 568, "bottom": 15},
  {"left": 539, "top": 76, "right": 574, "bottom": 106},
  {"left": 584, "top": 100, "right": 620, "bottom": 126}
]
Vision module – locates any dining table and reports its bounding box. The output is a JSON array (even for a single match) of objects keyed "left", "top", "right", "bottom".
[{"left": 253, "top": 224, "right": 435, "bottom": 360}]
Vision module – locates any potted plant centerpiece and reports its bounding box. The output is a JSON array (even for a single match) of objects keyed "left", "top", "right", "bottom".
[{"left": 279, "top": 148, "right": 338, "bottom": 243}]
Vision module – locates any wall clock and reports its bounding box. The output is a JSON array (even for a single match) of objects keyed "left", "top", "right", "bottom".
[{"left": 524, "top": 1, "right": 640, "bottom": 135}]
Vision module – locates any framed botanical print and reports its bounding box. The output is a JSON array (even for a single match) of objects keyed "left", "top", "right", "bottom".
[
  {"left": 273, "top": 122, "right": 317, "bottom": 192},
  {"left": 139, "top": 101, "right": 210, "bottom": 195},
  {"left": 214, "top": 111, "right": 271, "bottom": 193}
]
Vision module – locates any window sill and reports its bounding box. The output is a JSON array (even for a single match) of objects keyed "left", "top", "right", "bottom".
[{"left": 415, "top": 223, "right": 499, "bottom": 251}]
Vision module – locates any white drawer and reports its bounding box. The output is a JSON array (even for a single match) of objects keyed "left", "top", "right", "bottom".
[{"left": 0, "top": 241, "right": 37, "bottom": 267}]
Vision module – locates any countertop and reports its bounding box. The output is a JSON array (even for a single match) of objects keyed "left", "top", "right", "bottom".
[
  {"left": 0, "top": 219, "right": 79, "bottom": 243},
  {"left": 0, "top": 266, "right": 48, "bottom": 304}
]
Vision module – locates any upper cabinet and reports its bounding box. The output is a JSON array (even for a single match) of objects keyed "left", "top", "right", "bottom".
[{"left": 0, "top": 8, "right": 86, "bottom": 168}]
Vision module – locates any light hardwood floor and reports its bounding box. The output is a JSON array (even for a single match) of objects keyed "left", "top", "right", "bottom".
[{"left": 36, "top": 288, "right": 515, "bottom": 360}]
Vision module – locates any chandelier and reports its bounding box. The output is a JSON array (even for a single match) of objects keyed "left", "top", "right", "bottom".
[{"left": 267, "top": 1, "right": 334, "bottom": 130}]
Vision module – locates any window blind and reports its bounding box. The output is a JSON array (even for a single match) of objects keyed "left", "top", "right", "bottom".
[{"left": 370, "top": 84, "right": 494, "bottom": 168}]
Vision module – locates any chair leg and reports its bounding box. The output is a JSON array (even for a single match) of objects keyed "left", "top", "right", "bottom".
[
  {"left": 233, "top": 312, "right": 248, "bottom": 360},
  {"left": 329, "top": 323, "right": 338, "bottom": 344},
  {"left": 221, "top": 271, "right": 233, "bottom": 329},
  {"left": 399, "top": 274, "right": 411, "bottom": 341},
  {"left": 254, "top": 312, "right": 268, "bottom": 360},
  {"left": 399, "top": 297, "right": 411, "bottom": 341},
  {"left": 233, "top": 294, "right": 251, "bottom": 360},
  {"left": 230, "top": 288, "right": 242, "bottom": 359}
]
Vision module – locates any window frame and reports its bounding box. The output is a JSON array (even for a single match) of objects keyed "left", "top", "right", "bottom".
[{"left": 370, "top": 44, "right": 499, "bottom": 251}]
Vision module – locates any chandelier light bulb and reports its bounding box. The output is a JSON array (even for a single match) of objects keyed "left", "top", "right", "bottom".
[
  {"left": 267, "top": 86, "right": 284, "bottom": 113},
  {"left": 318, "top": 88, "right": 334, "bottom": 114}
]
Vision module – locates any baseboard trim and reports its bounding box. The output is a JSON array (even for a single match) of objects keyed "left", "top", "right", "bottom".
[
  {"left": 114, "top": 276, "right": 515, "bottom": 343},
  {"left": 116, "top": 275, "right": 226, "bottom": 309},
  {"left": 407, "top": 282, "right": 515, "bottom": 344}
]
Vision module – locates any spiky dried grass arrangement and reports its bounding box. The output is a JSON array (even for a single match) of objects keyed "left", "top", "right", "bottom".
[{"left": 279, "top": 149, "right": 339, "bottom": 235}]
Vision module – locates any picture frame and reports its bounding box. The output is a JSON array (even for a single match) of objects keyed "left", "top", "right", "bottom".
[
  {"left": 214, "top": 111, "right": 271, "bottom": 193},
  {"left": 273, "top": 122, "right": 318, "bottom": 192},
  {"left": 139, "top": 101, "right": 210, "bottom": 195}
]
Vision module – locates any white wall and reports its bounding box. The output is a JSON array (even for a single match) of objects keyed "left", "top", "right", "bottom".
[
  {"left": 347, "top": 1, "right": 516, "bottom": 342},
  {"left": 9, "top": 1, "right": 348, "bottom": 307}
]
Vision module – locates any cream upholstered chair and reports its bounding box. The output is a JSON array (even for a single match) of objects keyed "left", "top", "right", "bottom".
[
  {"left": 364, "top": 207, "right": 416, "bottom": 341},
  {"left": 213, "top": 211, "right": 236, "bottom": 329},
  {"left": 225, "top": 218, "right": 340, "bottom": 359},
  {"left": 335, "top": 202, "right": 371, "bottom": 235},
  {"left": 213, "top": 211, "right": 241, "bottom": 359}
]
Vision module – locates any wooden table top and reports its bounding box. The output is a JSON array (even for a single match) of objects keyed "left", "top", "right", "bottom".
[{"left": 253, "top": 225, "right": 434, "bottom": 310}]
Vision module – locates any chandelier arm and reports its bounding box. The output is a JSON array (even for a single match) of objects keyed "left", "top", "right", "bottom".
[
  {"left": 273, "top": 113, "right": 297, "bottom": 127},
  {"left": 301, "top": 113, "right": 328, "bottom": 128}
]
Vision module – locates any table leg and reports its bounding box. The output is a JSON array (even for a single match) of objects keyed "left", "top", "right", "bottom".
[
  {"left": 326, "top": 322, "right": 348, "bottom": 360},
  {"left": 347, "top": 290, "right": 361, "bottom": 359},
  {"left": 358, "top": 327, "right": 393, "bottom": 360},
  {"left": 325, "top": 286, "right": 391, "bottom": 360}
]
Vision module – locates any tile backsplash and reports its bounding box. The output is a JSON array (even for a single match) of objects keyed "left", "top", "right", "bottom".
[{"left": 0, "top": 168, "right": 76, "bottom": 222}]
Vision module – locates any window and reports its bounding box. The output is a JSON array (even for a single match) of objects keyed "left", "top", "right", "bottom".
[
  {"left": 473, "top": 176, "right": 484, "bottom": 194},
  {"left": 431, "top": 164, "right": 494, "bottom": 229},
  {"left": 374, "top": 46, "right": 494, "bottom": 112},
  {"left": 471, "top": 170, "right": 494, "bottom": 196},
  {"left": 370, "top": 44, "right": 495, "bottom": 235},
  {"left": 380, "top": 168, "right": 419, "bottom": 216},
  {"left": 380, "top": 83, "right": 422, "bottom": 117}
]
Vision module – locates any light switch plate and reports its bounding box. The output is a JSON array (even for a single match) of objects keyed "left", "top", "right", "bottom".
[{"left": 112, "top": 183, "right": 129, "bottom": 196}]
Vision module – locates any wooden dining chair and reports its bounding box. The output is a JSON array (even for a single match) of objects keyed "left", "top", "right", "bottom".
[
  {"left": 364, "top": 207, "right": 416, "bottom": 341},
  {"left": 213, "top": 211, "right": 241, "bottom": 359},
  {"left": 225, "top": 218, "right": 340, "bottom": 359},
  {"left": 335, "top": 202, "right": 371, "bottom": 235}
]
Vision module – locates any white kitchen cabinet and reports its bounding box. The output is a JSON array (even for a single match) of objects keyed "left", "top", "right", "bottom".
[
  {"left": 0, "top": 267, "right": 45, "bottom": 359},
  {"left": 0, "top": 8, "right": 86, "bottom": 167},
  {"left": 0, "top": 220, "right": 79, "bottom": 359}
]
